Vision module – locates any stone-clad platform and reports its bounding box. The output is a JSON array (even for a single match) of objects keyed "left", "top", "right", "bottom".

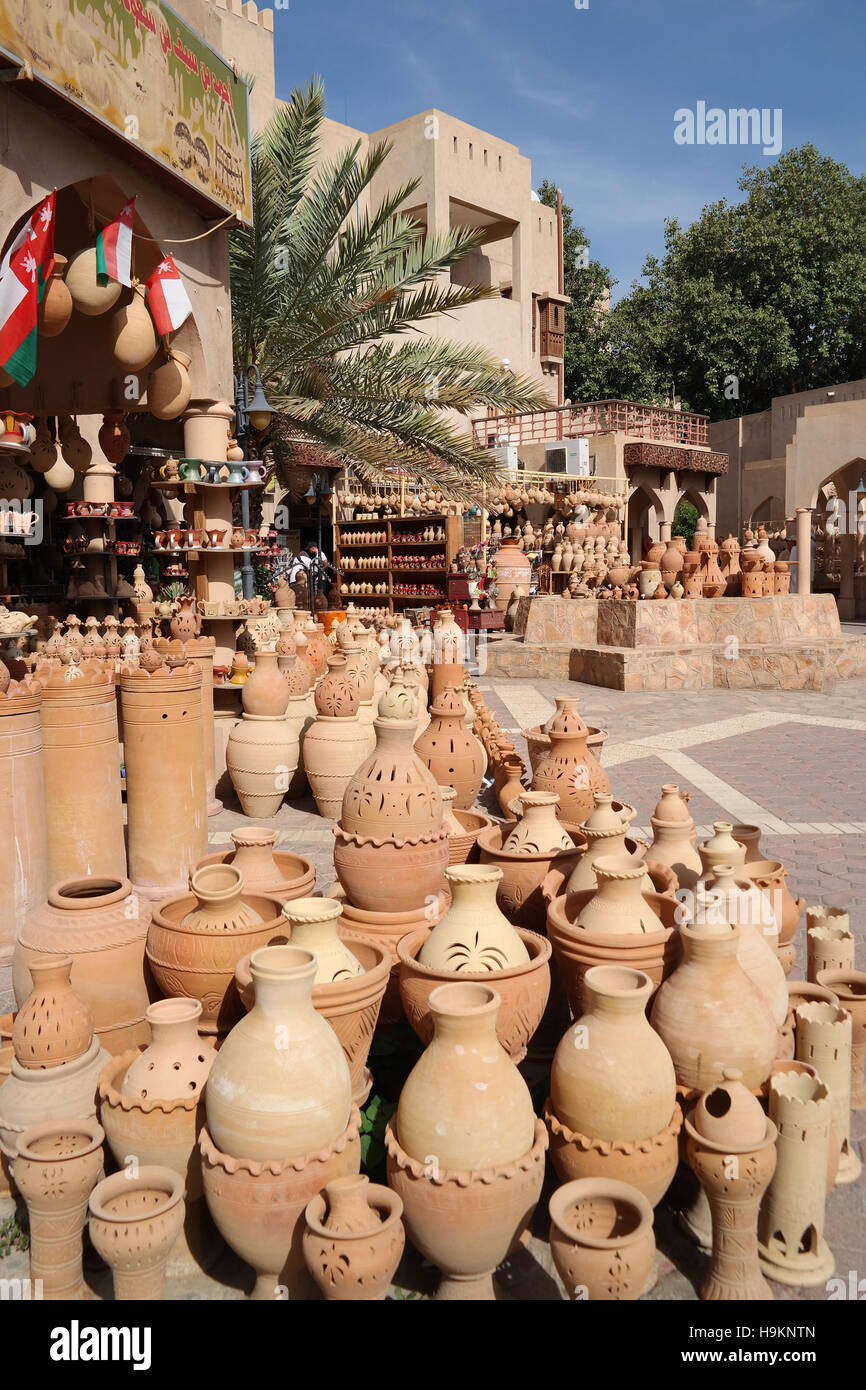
[{"left": 482, "top": 594, "right": 866, "bottom": 691}]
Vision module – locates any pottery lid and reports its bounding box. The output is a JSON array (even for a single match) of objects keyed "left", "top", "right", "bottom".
[{"left": 692, "top": 1069, "right": 768, "bottom": 1148}]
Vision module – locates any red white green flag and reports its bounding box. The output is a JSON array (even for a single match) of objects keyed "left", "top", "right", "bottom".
[
  {"left": 96, "top": 197, "right": 135, "bottom": 287},
  {"left": 146, "top": 254, "right": 192, "bottom": 336},
  {"left": 0, "top": 192, "right": 56, "bottom": 387}
]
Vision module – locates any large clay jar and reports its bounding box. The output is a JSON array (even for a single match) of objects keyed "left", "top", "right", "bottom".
[
  {"left": 575, "top": 855, "right": 666, "bottom": 936},
  {"left": 303, "top": 657, "right": 375, "bottom": 819},
  {"left": 494, "top": 537, "right": 532, "bottom": 612},
  {"left": 549, "top": 1178, "right": 656, "bottom": 1301},
  {"left": 37, "top": 253, "right": 73, "bottom": 338},
  {"left": 281, "top": 898, "right": 364, "bottom": 985},
  {"left": 13, "top": 1118, "right": 105, "bottom": 1300},
  {"left": 414, "top": 686, "right": 485, "bottom": 809},
  {"left": 109, "top": 281, "right": 158, "bottom": 371},
  {"left": 341, "top": 643, "right": 376, "bottom": 726},
  {"left": 332, "top": 828, "right": 449, "bottom": 916},
  {"left": 650, "top": 923, "right": 778, "bottom": 1092},
  {"left": 241, "top": 648, "right": 289, "bottom": 717},
  {"left": 739, "top": 859, "right": 804, "bottom": 975},
  {"left": 551, "top": 966, "right": 676, "bottom": 1142},
  {"left": 302, "top": 1175, "right": 404, "bottom": 1301},
  {"left": 147, "top": 349, "right": 193, "bottom": 421},
  {"left": 12, "top": 956, "right": 93, "bottom": 1069},
  {"left": 193, "top": 827, "right": 315, "bottom": 906},
  {"left": 503, "top": 791, "right": 575, "bottom": 854},
  {"left": 757, "top": 1067, "right": 834, "bottom": 1286},
  {"left": 341, "top": 706, "right": 443, "bottom": 840},
  {"left": 648, "top": 783, "right": 702, "bottom": 891},
  {"left": 64, "top": 245, "right": 122, "bottom": 316},
  {"left": 14, "top": 877, "right": 151, "bottom": 1055},
  {"left": 88, "top": 1167, "right": 185, "bottom": 1300},
  {"left": 702, "top": 865, "right": 787, "bottom": 1027},
  {"left": 206, "top": 945, "right": 352, "bottom": 1163},
  {"left": 0, "top": 684, "right": 48, "bottom": 967},
  {"left": 226, "top": 712, "right": 299, "bottom": 818},
  {"left": 35, "top": 663, "right": 126, "bottom": 883},
  {"left": 418, "top": 865, "right": 530, "bottom": 972},
  {"left": 685, "top": 1070, "right": 777, "bottom": 1301},
  {"left": 531, "top": 697, "right": 609, "bottom": 822}
]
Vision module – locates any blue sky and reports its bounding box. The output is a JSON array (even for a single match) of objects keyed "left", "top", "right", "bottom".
[{"left": 273, "top": 0, "right": 865, "bottom": 299}]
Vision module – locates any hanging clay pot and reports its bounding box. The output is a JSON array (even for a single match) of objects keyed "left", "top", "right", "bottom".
[
  {"left": 206, "top": 945, "right": 352, "bottom": 1162},
  {"left": 37, "top": 254, "right": 73, "bottom": 338},
  {"left": 109, "top": 281, "right": 158, "bottom": 370},
  {"left": 414, "top": 686, "right": 485, "bottom": 810},
  {"left": 281, "top": 898, "right": 364, "bottom": 985},
  {"left": 302, "top": 1175, "right": 404, "bottom": 1301},
  {"left": 148, "top": 349, "right": 193, "bottom": 421},
  {"left": 12, "top": 955, "right": 94, "bottom": 1070},
  {"left": 123, "top": 998, "right": 215, "bottom": 1101},
  {"left": 502, "top": 791, "right": 575, "bottom": 855},
  {"left": 64, "top": 245, "right": 122, "bottom": 316},
  {"left": 418, "top": 865, "right": 530, "bottom": 972},
  {"left": 13, "top": 1117, "right": 105, "bottom": 1300},
  {"left": 88, "top": 1167, "right": 185, "bottom": 1300},
  {"left": 496, "top": 754, "right": 527, "bottom": 822},
  {"left": 59, "top": 417, "right": 92, "bottom": 473},
  {"left": 97, "top": 410, "right": 131, "bottom": 464},
  {"left": 575, "top": 855, "right": 665, "bottom": 936},
  {"left": 549, "top": 1177, "right": 656, "bottom": 1301},
  {"left": 531, "top": 696, "right": 609, "bottom": 823}
]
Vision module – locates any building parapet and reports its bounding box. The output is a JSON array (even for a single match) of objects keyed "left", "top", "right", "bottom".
[
  {"left": 623, "top": 442, "right": 728, "bottom": 475},
  {"left": 474, "top": 400, "right": 709, "bottom": 449}
]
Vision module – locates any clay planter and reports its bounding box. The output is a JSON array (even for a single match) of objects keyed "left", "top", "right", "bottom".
[
  {"left": 418, "top": 864, "right": 530, "bottom": 971},
  {"left": 524, "top": 723, "right": 608, "bottom": 777},
  {"left": 414, "top": 686, "right": 485, "bottom": 809},
  {"left": 549, "top": 1177, "right": 656, "bottom": 1301},
  {"left": 739, "top": 859, "right": 804, "bottom": 970},
  {"left": 699, "top": 821, "right": 746, "bottom": 877},
  {"left": 0, "top": 1036, "right": 111, "bottom": 1158},
  {"left": 446, "top": 806, "right": 496, "bottom": 865},
  {"left": 332, "top": 826, "right": 449, "bottom": 915},
  {"left": 13, "top": 1118, "right": 105, "bottom": 1300},
  {"left": 88, "top": 1167, "right": 185, "bottom": 1300},
  {"left": 397, "top": 926, "right": 551, "bottom": 1062},
  {"left": 14, "top": 877, "right": 151, "bottom": 1055},
  {"left": 235, "top": 936, "right": 390, "bottom": 1108},
  {"left": 200, "top": 1110, "right": 362, "bottom": 1300},
  {"left": 757, "top": 1068, "right": 834, "bottom": 1286},
  {"left": 302, "top": 1175, "right": 404, "bottom": 1301},
  {"left": 145, "top": 888, "right": 286, "bottom": 1039},
  {"left": 0, "top": 687, "right": 48, "bottom": 966},
  {"left": 796, "top": 1001, "right": 861, "bottom": 1183},
  {"left": 815, "top": 968, "right": 866, "bottom": 1110},
  {"left": 194, "top": 827, "right": 315, "bottom": 906},
  {"left": 13, "top": 955, "right": 93, "bottom": 1069},
  {"left": 531, "top": 697, "right": 610, "bottom": 823},
  {"left": 477, "top": 820, "right": 586, "bottom": 933},
  {"left": 331, "top": 889, "right": 451, "bottom": 1030},
  {"left": 544, "top": 1101, "right": 682, "bottom": 1207},
  {"left": 385, "top": 1116, "right": 547, "bottom": 1300},
  {"left": 226, "top": 713, "right": 299, "bottom": 819},
  {"left": 807, "top": 907, "right": 854, "bottom": 980},
  {"left": 547, "top": 888, "right": 681, "bottom": 1019}
]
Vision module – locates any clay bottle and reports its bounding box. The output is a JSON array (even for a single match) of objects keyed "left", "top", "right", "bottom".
[
  {"left": 182, "top": 864, "right": 263, "bottom": 933},
  {"left": 123, "top": 998, "right": 215, "bottom": 1100},
  {"left": 531, "top": 697, "right": 609, "bottom": 823},
  {"left": 340, "top": 702, "right": 443, "bottom": 840},
  {"left": 12, "top": 956, "right": 94, "bottom": 1069},
  {"left": 502, "top": 792, "right": 575, "bottom": 855},
  {"left": 575, "top": 854, "right": 665, "bottom": 936},
  {"left": 281, "top": 898, "right": 364, "bottom": 984},
  {"left": 418, "top": 865, "right": 530, "bottom": 971}
]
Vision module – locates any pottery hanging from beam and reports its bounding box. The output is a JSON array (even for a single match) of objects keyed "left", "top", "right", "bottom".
[
  {"left": 65, "top": 245, "right": 122, "bottom": 316},
  {"left": 549, "top": 1177, "right": 656, "bottom": 1301},
  {"left": 148, "top": 349, "right": 193, "bottom": 420},
  {"left": 757, "top": 1068, "right": 834, "bottom": 1286},
  {"left": 13, "top": 1118, "right": 105, "bottom": 1300},
  {"left": 302, "top": 1175, "right": 404, "bottom": 1301},
  {"left": 88, "top": 1167, "right": 185, "bottom": 1300},
  {"left": 109, "top": 281, "right": 158, "bottom": 371}
]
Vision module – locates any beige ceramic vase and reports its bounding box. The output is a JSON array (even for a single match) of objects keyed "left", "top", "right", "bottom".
[
  {"left": 549, "top": 1177, "right": 656, "bottom": 1301},
  {"left": 531, "top": 697, "right": 610, "bottom": 822},
  {"left": 226, "top": 712, "right": 299, "bottom": 818},
  {"left": 13, "top": 1117, "right": 105, "bottom": 1300},
  {"left": 12, "top": 955, "right": 94, "bottom": 1070},
  {"left": 241, "top": 649, "right": 290, "bottom": 717},
  {"left": 183, "top": 865, "right": 264, "bottom": 934},
  {"left": 341, "top": 708, "right": 443, "bottom": 839},
  {"left": 122, "top": 998, "right": 215, "bottom": 1100},
  {"left": 551, "top": 965, "right": 675, "bottom": 1142},
  {"left": 302, "top": 1174, "right": 405, "bottom": 1301},
  {"left": 109, "top": 281, "right": 158, "bottom": 371},
  {"left": 396, "top": 981, "right": 536, "bottom": 1171},
  {"left": 699, "top": 821, "right": 747, "bottom": 876},
  {"left": 281, "top": 898, "right": 364, "bottom": 985},
  {"left": 575, "top": 855, "right": 665, "bottom": 936},
  {"left": 757, "top": 1067, "right": 834, "bottom": 1285},
  {"left": 414, "top": 686, "right": 485, "bottom": 809},
  {"left": 88, "top": 1167, "right": 185, "bottom": 1300},
  {"left": 205, "top": 945, "right": 352, "bottom": 1163},
  {"left": 418, "top": 865, "right": 530, "bottom": 971},
  {"left": 702, "top": 866, "right": 787, "bottom": 1027},
  {"left": 563, "top": 794, "right": 640, "bottom": 896},
  {"left": 303, "top": 656, "right": 374, "bottom": 819},
  {"left": 502, "top": 791, "right": 575, "bottom": 854},
  {"left": 648, "top": 784, "right": 702, "bottom": 890}
]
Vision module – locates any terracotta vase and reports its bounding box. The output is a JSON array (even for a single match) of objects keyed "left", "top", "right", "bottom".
[
  {"left": 549, "top": 1178, "right": 656, "bottom": 1301},
  {"left": 503, "top": 791, "right": 574, "bottom": 854},
  {"left": 700, "top": 546, "right": 725, "bottom": 597},
  {"left": 698, "top": 821, "right": 746, "bottom": 877},
  {"left": 37, "top": 254, "right": 73, "bottom": 338},
  {"left": 200, "top": 1111, "right": 362, "bottom": 1299},
  {"left": 575, "top": 855, "right": 666, "bottom": 936},
  {"left": 109, "top": 281, "right": 158, "bottom": 370},
  {"left": 302, "top": 1175, "right": 404, "bottom": 1301},
  {"left": 340, "top": 713, "right": 443, "bottom": 840},
  {"left": 806, "top": 906, "right": 854, "bottom": 980},
  {"left": 14, "top": 877, "right": 151, "bottom": 1054},
  {"left": 193, "top": 828, "right": 315, "bottom": 905},
  {"left": 531, "top": 697, "right": 609, "bottom": 822},
  {"left": 551, "top": 965, "right": 675, "bottom": 1142},
  {"left": 779, "top": 981, "right": 839, "bottom": 1071},
  {"left": 418, "top": 865, "right": 530, "bottom": 972},
  {"left": 303, "top": 681, "right": 375, "bottom": 821},
  {"left": 13, "top": 1118, "right": 105, "bottom": 1300},
  {"left": 147, "top": 349, "right": 193, "bottom": 421},
  {"left": 226, "top": 712, "right": 299, "bottom": 818},
  {"left": 795, "top": 1001, "right": 861, "bottom": 1183},
  {"left": 685, "top": 1070, "right": 778, "bottom": 1300},
  {"left": 0, "top": 1034, "right": 110, "bottom": 1162},
  {"left": 814, "top": 968, "right": 866, "bottom": 1110},
  {"left": 281, "top": 897, "right": 364, "bottom": 984},
  {"left": 738, "top": 859, "right": 804, "bottom": 966},
  {"left": 64, "top": 245, "right": 122, "bottom": 316},
  {"left": 123, "top": 998, "right": 214, "bottom": 1100},
  {"left": 757, "top": 1068, "right": 834, "bottom": 1285},
  {"left": 88, "top": 1167, "right": 185, "bottom": 1300},
  {"left": 184, "top": 864, "right": 263, "bottom": 934},
  {"left": 650, "top": 924, "right": 778, "bottom": 1091},
  {"left": 700, "top": 866, "right": 787, "bottom": 1027},
  {"left": 563, "top": 795, "right": 640, "bottom": 896},
  {"left": 496, "top": 754, "right": 527, "bottom": 821},
  {"left": 241, "top": 648, "right": 290, "bottom": 717},
  {"left": 648, "top": 784, "right": 702, "bottom": 890},
  {"left": 0, "top": 686, "right": 48, "bottom": 967},
  {"left": 659, "top": 540, "right": 684, "bottom": 584},
  {"left": 12, "top": 956, "right": 93, "bottom": 1070},
  {"left": 206, "top": 945, "right": 352, "bottom": 1162},
  {"left": 414, "top": 686, "right": 485, "bottom": 809}
]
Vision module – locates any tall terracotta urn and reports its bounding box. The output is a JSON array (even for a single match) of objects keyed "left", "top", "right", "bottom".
[
  {"left": 88, "top": 1167, "right": 185, "bottom": 1300},
  {"left": 35, "top": 663, "right": 126, "bottom": 883},
  {"left": 0, "top": 682, "right": 47, "bottom": 967},
  {"left": 494, "top": 537, "right": 532, "bottom": 613},
  {"left": 531, "top": 696, "right": 609, "bottom": 822},
  {"left": 120, "top": 666, "right": 207, "bottom": 901},
  {"left": 13, "top": 1118, "right": 105, "bottom": 1300},
  {"left": 303, "top": 654, "right": 375, "bottom": 819},
  {"left": 414, "top": 685, "right": 485, "bottom": 809}
]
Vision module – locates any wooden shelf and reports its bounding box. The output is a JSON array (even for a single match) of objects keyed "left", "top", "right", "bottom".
[
  {"left": 151, "top": 547, "right": 262, "bottom": 556},
  {"left": 334, "top": 513, "right": 461, "bottom": 613}
]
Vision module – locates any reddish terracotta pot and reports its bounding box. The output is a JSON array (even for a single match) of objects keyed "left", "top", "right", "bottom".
[
  {"left": 530, "top": 697, "right": 609, "bottom": 822},
  {"left": 549, "top": 1176, "right": 656, "bottom": 1301},
  {"left": 332, "top": 826, "right": 449, "bottom": 915},
  {"left": 476, "top": 821, "right": 586, "bottom": 932},
  {"left": 194, "top": 828, "right": 315, "bottom": 906},
  {"left": 546, "top": 888, "right": 681, "bottom": 1018},
  {"left": 414, "top": 686, "right": 485, "bottom": 809},
  {"left": 524, "top": 724, "right": 608, "bottom": 777},
  {"left": 302, "top": 1175, "right": 404, "bottom": 1301},
  {"left": 0, "top": 686, "right": 48, "bottom": 967}
]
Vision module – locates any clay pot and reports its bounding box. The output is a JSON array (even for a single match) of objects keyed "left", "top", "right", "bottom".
[
  {"left": 503, "top": 791, "right": 574, "bottom": 854},
  {"left": 779, "top": 980, "right": 838, "bottom": 1065},
  {"left": 332, "top": 825, "right": 449, "bottom": 916},
  {"left": 738, "top": 859, "right": 804, "bottom": 960},
  {"left": 418, "top": 865, "right": 530, "bottom": 972},
  {"left": 12, "top": 955, "right": 93, "bottom": 1070},
  {"left": 702, "top": 865, "right": 787, "bottom": 1027},
  {"left": 732, "top": 824, "right": 762, "bottom": 863},
  {"left": 88, "top": 1167, "right": 185, "bottom": 1300},
  {"left": 330, "top": 889, "right": 450, "bottom": 1030},
  {"left": 341, "top": 714, "right": 443, "bottom": 839},
  {"left": 806, "top": 906, "right": 854, "bottom": 980},
  {"left": 194, "top": 828, "right": 315, "bottom": 905},
  {"left": 0, "top": 1035, "right": 110, "bottom": 1159},
  {"left": 444, "top": 804, "right": 496, "bottom": 865},
  {"left": 531, "top": 697, "right": 609, "bottom": 822},
  {"left": 496, "top": 754, "right": 527, "bottom": 821},
  {"left": 795, "top": 1000, "right": 861, "bottom": 1183},
  {"left": 700, "top": 547, "right": 725, "bottom": 597},
  {"left": 648, "top": 783, "right": 702, "bottom": 890},
  {"left": 123, "top": 998, "right": 214, "bottom": 1100},
  {"left": 547, "top": 885, "right": 680, "bottom": 1018},
  {"left": 206, "top": 945, "right": 352, "bottom": 1162},
  {"left": 563, "top": 795, "right": 642, "bottom": 896},
  {"left": 98, "top": 411, "right": 130, "bottom": 464},
  {"left": 281, "top": 897, "right": 363, "bottom": 984},
  {"left": 757, "top": 1068, "right": 834, "bottom": 1286},
  {"left": 200, "top": 1111, "right": 362, "bottom": 1299},
  {"left": 650, "top": 925, "right": 778, "bottom": 1091},
  {"left": 699, "top": 821, "right": 746, "bottom": 876},
  {"left": 551, "top": 965, "right": 675, "bottom": 1142},
  {"left": 414, "top": 686, "right": 485, "bottom": 809},
  {"left": 241, "top": 648, "right": 290, "bottom": 717},
  {"left": 494, "top": 537, "right": 532, "bottom": 612},
  {"left": 574, "top": 854, "right": 666, "bottom": 936},
  {"left": 523, "top": 723, "right": 608, "bottom": 776},
  {"left": 477, "top": 820, "right": 585, "bottom": 933},
  {"left": 549, "top": 1178, "right": 655, "bottom": 1301},
  {"left": 147, "top": 349, "right": 193, "bottom": 421},
  {"left": 226, "top": 713, "right": 299, "bottom": 818},
  {"left": 303, "top": 1175, "right": 404, "bottom": 1300},
  {"left": 398, "top": 926, "right": 550, "bottom": 1062},
  {"left": 544, "top": 1100, "right": 682, "bottom": 1208},
  {"left": 303, "top": 705, "right": 375, "bottom": 821},
  {"left": 659, "top": 540, "right": 684, "bottom": 583},
  {"left": 109, "top": 281, "right": 158, "bottom": 370},
  {"left": 37, "top": 253, "right": 73, "bottom": 338},
  {"left": 145, "top": 886, "right": 286, "bottom": 1039},
  {"left": 64, "top": 245, "right": 122, "bottom": 316},
  {"left": 13, "top": 1118, "right": 105, "bottom": 1300}
]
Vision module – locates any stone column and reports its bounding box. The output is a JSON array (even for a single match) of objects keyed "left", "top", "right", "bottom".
[
  {"left": 660, "top": 520, "right": 672, "bottom": 543},
  {"left": 0, "top": 687, "right": 47, "bottom": 967},
  {"left": 838, "top": 532, "right": 856, "bottom": 620},
  {"left": 796, "top": 508, "right": 812, "bottom": 595}
]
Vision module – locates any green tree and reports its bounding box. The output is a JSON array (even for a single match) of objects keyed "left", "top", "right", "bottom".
[
  {"left": 537, "top": 180, "right": 614, "bottom": 403},
  {"left": 672, "top": 500, "right": 699, "bottom": 547},
  {"left": 231, "top": 80, "right": 551, "bottom": 492}
]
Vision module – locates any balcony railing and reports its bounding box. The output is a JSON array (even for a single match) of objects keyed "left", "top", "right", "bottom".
[{"left": 473, "top": 399, "right": 709, "bottom": 449}]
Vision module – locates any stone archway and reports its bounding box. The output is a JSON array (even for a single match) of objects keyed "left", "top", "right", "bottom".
[{"left": 627, "top": 482, "right": 664, "bottom": 562}]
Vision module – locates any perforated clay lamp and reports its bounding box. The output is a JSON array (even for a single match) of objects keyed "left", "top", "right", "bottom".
[
  {"left": 281, "top": 897, "right": 364, "bottom": 985},
  {"left": 502, "top": 791, "right": 574, "bottom": 855},
  {"left": 418, "top": 864, "right": 530, "bottom": 971}
]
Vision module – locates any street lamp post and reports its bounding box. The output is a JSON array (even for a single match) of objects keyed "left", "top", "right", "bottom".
[{"left": 232, "top": 365, "right": 274, "bottom": 600}]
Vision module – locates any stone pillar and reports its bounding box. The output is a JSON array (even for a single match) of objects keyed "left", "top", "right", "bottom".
[
  {"left": 184, "top": 400, "right": 235, "bottom": 668},
  {"left": 0, "top": 687, "right": 47, "bottom": 967},
  {"left": 838, "top": 532, "right": 856, "bottom": 621},
  {"left": 184, "top": 636, "right": 221, "bottom": 815},
  {"left": 660, "top": 520, "right": 672, "bottom": 543},
  {"left": 796, "top": 508, "right": 812, "bottom": 596}
]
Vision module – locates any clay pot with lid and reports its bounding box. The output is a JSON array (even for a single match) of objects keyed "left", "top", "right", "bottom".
[
  {"left": 109, "top": 281, "right": 159, "bottom": 371},
  {"left": 12, "top": 955, "right": 93, "bottom": 1070},
  {"left": 281, "top": 897, "right": 364, "bottom": 985},
  {"left": 302, "top": 1175, "right": 404, "bottom": 1300},
  {"left": 523, "top": 722, "right": 608, "bottom": 776},
  {"left": 531, "top": 696, "right": 609, "bottom": 822},
  {"left": 88, "top": 1167, "right": 185, "bottom": 1300},
  {"left": 194, "top": 828, "right": 315, "bottom": 906},
  {"left": 549, "top": 1178, "right": 656, "bottom": 1301},
  {"left": 13, "top": 1117, "right": 105, "bottom": 1300},
  {"left": 414, "top": 686, "right": 485, "bottom": 809}
]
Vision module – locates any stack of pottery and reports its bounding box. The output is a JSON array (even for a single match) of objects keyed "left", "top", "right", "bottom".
[
  {"left": 414, "top": 686, "right": 485, "bottom": 809},
  {"left": 806, "top": 905, "right": 853, "bottom": 980},
  {"left": 277, "top": 637, "right": 315, "bottom": 794},
  {"left": 476, "top": 791, "right": 585, "bottom": 932},
  {"left": 530, "top": 697, "right": 610, "bottom": 823},
  {"left": 385, "top": 982, "right": 548, "bottom": 1299},
  {"left": 545, "top": 965, "right": 682, "bottom": 1208},
  {"left": 698, "top": 821, "right": 746, "bottom": 877},
  {"left": 795, "top": 1000, "right": 861, "bottom": 1183},
  {"left": 200, "top": 945, "right": 361, "bottom": 1299},
  {"left": 719, "top": 535, "right": 741, "bottom": 594},
  {"left": 303, "top": 654, "right": 376, "bottom": 818},
  {"left": 193, "top": 826, "right": 315, "bottom": 906},
  {"left": 647, "top": 784, "right": 702, "bottom": 891},
  {"left": 558, "top": 793, "right": 642, "bottom": 896},
  {"left": 226, "top": 649, "right": 298, "bottom": 817}
]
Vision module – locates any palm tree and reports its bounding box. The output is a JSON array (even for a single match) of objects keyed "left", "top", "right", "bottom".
[{"left": 230, "top": 79, "right": 552, "bottom": 494}]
